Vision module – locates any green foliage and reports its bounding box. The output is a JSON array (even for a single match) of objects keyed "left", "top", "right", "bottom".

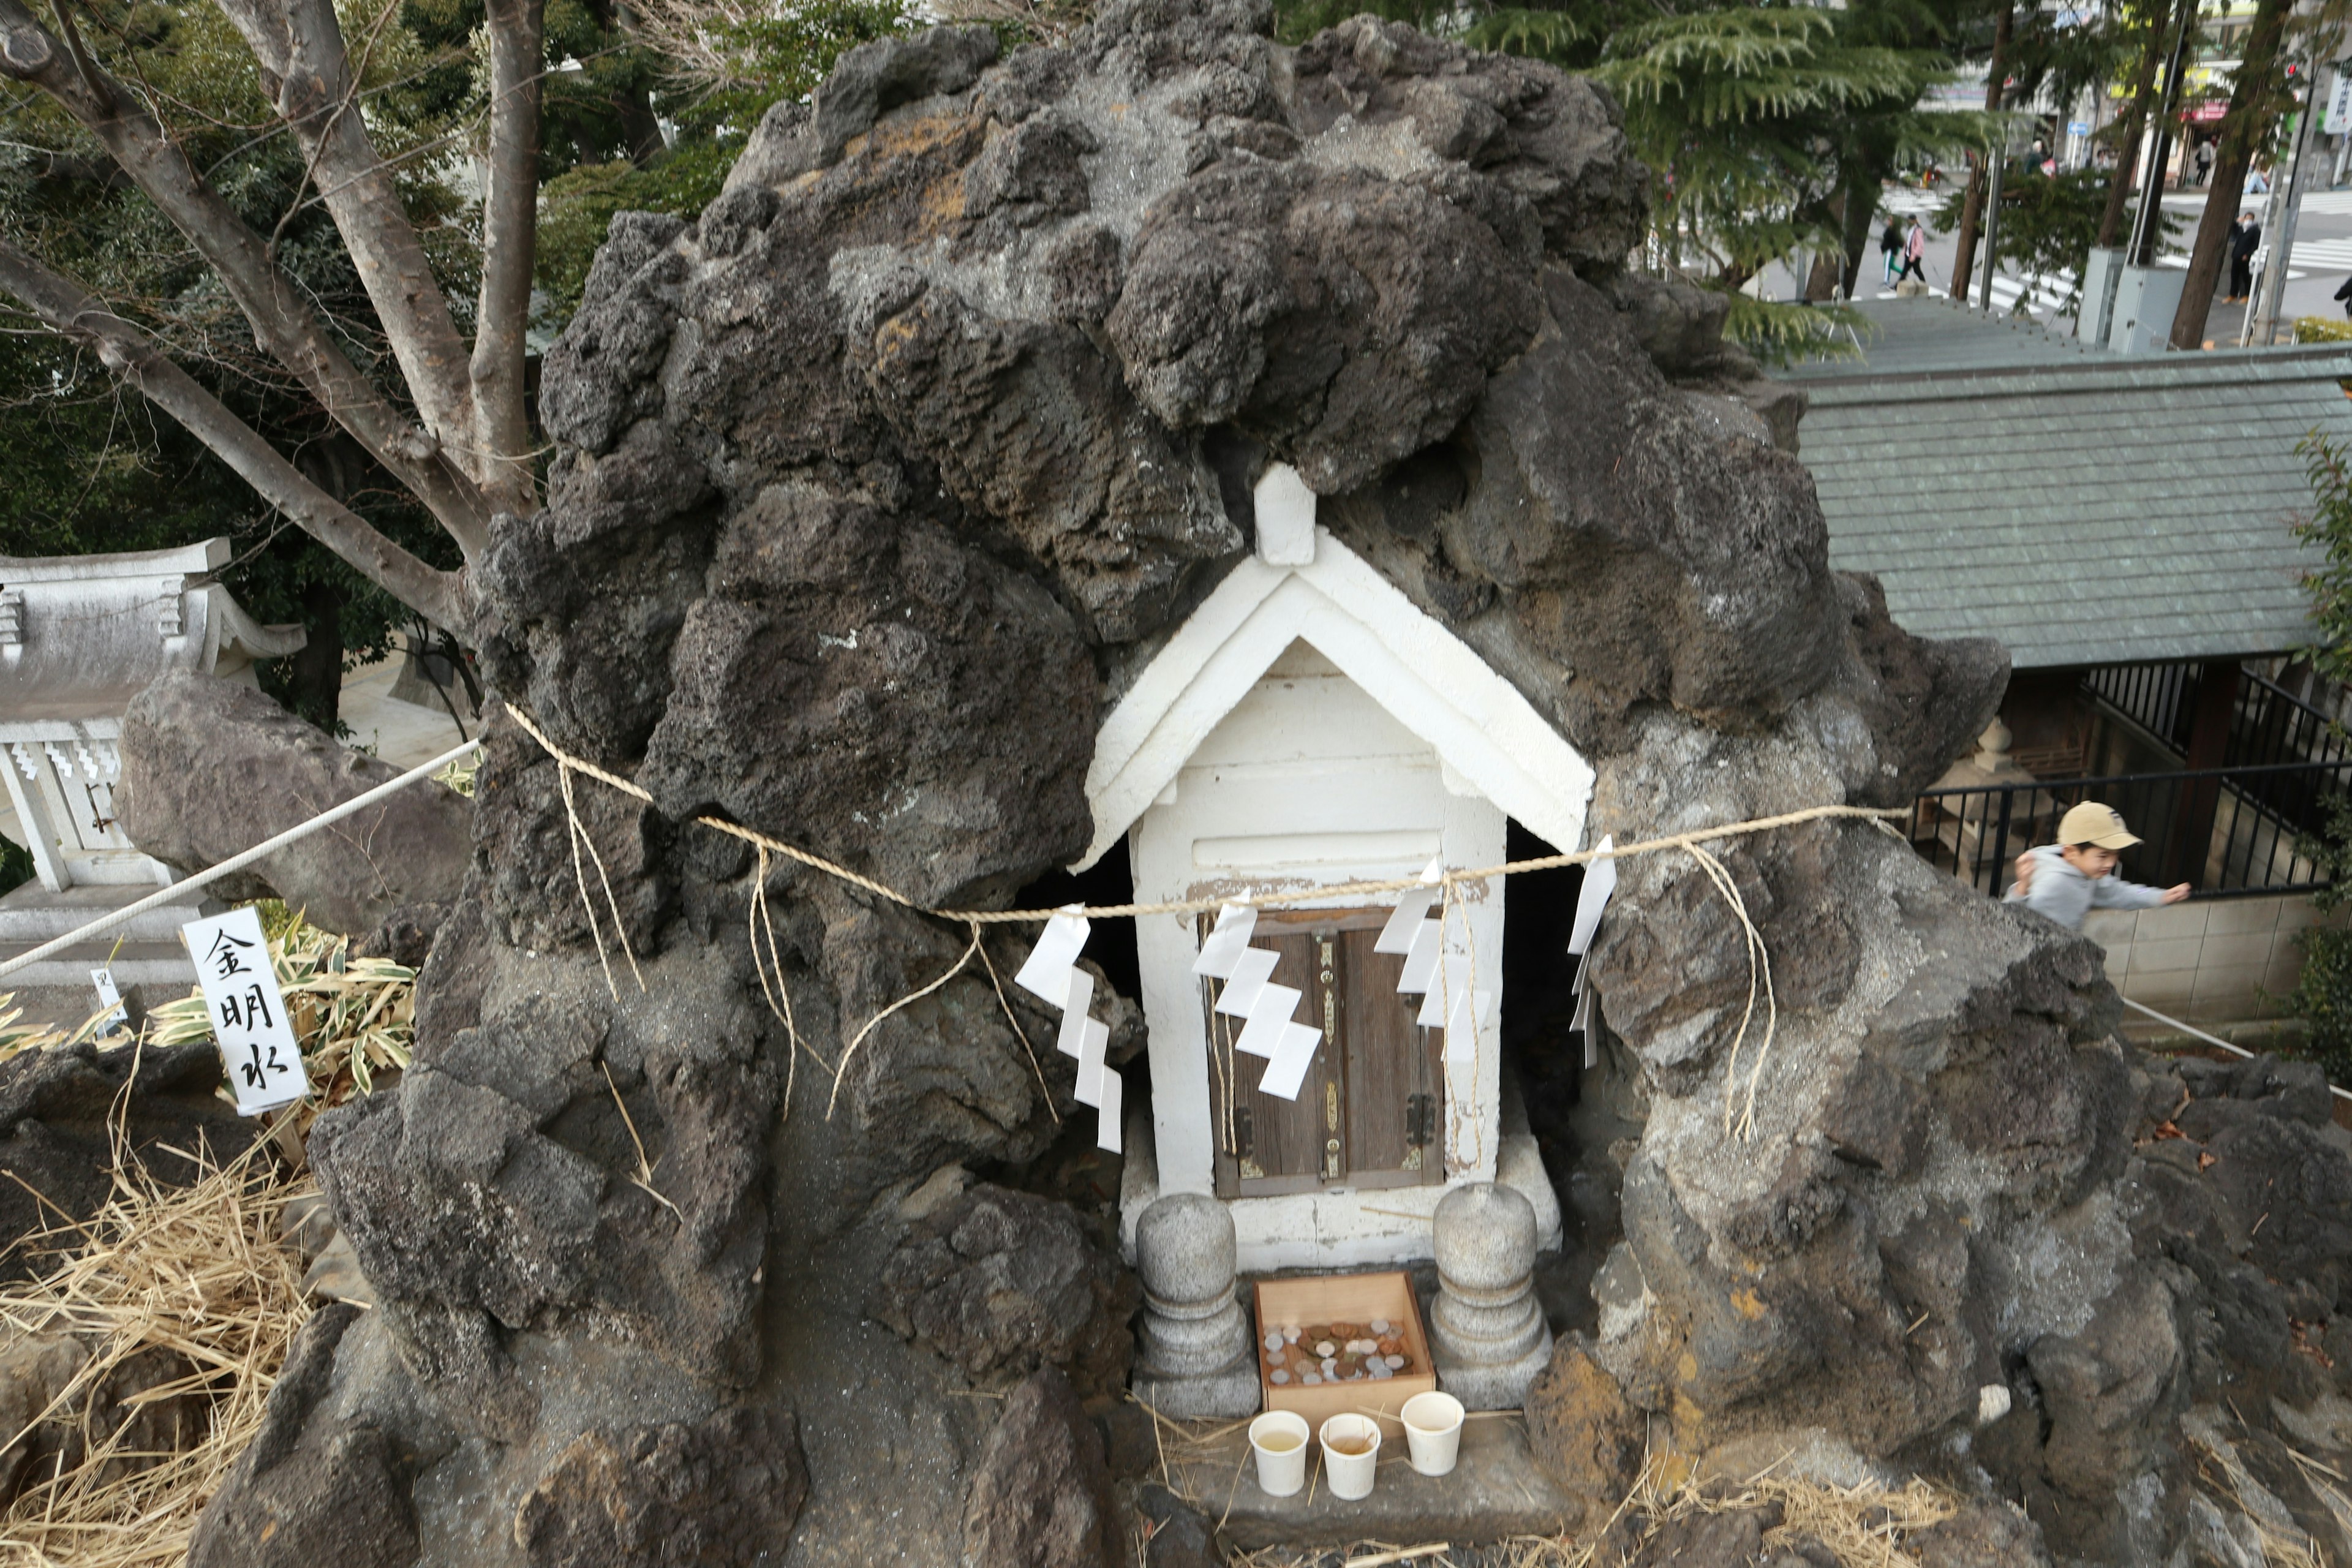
[
  {"left": 2283, "top": 794, "right": 2352, "bottom": 1082},
  {"left": 538, "top": 143, "right": 736, "bottom": 314},
  {"left": 1472, "top": 0, "right": 1986, "bottom": 292},
  {"left": 0, "top": 836, "right": 32, "bottom": 899},
  {"left": 625, "top": 0, "right": 910, "bottom": 132},
  {"left": 1983, "top": 167, "right": 2108, "bottom": 316},
  {"left": 2282, "top": 433, "right": 2352, "bottom": 1082},
  {"left": 1724, "top": 295, "right": 1867, "bottom": 366}
]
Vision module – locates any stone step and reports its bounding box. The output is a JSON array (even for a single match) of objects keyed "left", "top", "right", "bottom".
[
  {"left": 0, "top": 880, "right": 219, "bottom": 945},
  {"left": 0, "top": 938, "right": 197, "bottom": 994}
]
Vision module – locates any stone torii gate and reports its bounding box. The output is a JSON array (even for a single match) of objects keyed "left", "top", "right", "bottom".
[{"left": 1, "top": 539, "right": 304, "bottom": 891}]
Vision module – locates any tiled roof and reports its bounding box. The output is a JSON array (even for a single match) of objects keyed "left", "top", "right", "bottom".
[{"left": 1782, "top": 300, "right": 2349, "bottom": 668}]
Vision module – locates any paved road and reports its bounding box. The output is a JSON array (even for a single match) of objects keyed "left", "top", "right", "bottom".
[{"left": 1766, "top": 179, "right": 2352, "bottom": 342}]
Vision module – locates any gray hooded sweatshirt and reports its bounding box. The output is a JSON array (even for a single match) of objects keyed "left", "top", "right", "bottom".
[{"left": 2003, "top": 844, "right": 2168, "bottom": 930}]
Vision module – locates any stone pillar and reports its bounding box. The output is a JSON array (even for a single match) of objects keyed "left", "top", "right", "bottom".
[
  {"left": 1130, "top": 1193, "right": 1258, "bottom": 1419},
  {"left": 1428, "top": 1182, "right": 1553, "bottom": 1410}
]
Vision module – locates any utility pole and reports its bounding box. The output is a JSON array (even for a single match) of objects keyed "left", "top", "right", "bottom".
[
  {"left": 2248, "top": 74, "right": 2317, "bottom": 344},
  {"left": 1980, "top": 155, "right": 2008, "bottom": 310},
  {"left": 2130, "top": 0, "right": 2201, "bottom": 267}
]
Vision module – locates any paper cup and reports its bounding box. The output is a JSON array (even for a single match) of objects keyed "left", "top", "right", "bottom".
[
  {"left": 1317, "top": 1412, "right": 1382, "bottom": 1501},
  {"left": 1401, "top": 1390, "right": 1465, "bottom": 1477},
  {"left": 1248, "top": 1411, "right": 1311, "bottom": 1498}
]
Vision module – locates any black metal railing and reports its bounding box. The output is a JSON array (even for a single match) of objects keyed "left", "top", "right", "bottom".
[
  {"left": 2087, "top": 663, "right": 2194, "bottom": 753},
  {"left": 1911, "top": 758, "right": 2352, "bottom": 900},
  {"left": 2232, "top": 666, "right": 2352, "bottom": 771}
]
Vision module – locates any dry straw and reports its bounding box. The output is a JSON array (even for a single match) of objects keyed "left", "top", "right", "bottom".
[
  {"left": 0, "top": 1133, "right": 312, "bottom": 1568},
  {"left": 0, "top": 911, "right": 411, "bottom": 1565}
]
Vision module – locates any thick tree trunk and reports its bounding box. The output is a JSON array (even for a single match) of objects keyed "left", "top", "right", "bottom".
[
  {"left": 1951, "top": 5, "right": 2016, "bottom": 298},
  {"left": 279, "top": 579, "right": 346, "bottom": 731},
  {"left": 2098, "top": 6, "right": 2166, "bottom": 248},
  {"left": 472, "top": 0, "right": 548, "bottom": 519},
  {"left": 211, "top": 0, "right": 481, "bottom": 479},
  {"left": 0, "top": 239, "right": 469, "bottom": 630},
  {"left": 2168, "top": 0, "right": 2293, "bottom": 349},
  {"left": 1839, "top": 174, "right": 1881, "bottom": 296},
  {"left": 0, "top": 0, "right": 494, "bottom": 557}
]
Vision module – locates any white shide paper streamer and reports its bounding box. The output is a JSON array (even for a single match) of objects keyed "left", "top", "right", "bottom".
[{"left": 1014, "top": 909, "right": 1119, "bottom": 1151}]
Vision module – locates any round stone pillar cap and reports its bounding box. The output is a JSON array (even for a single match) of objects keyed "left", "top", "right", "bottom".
[
  {"left": 1136, "top": 1192, "right": 1236, "bottom": 1303},
  {"left": 1433, "top": 1182, "right": 1536, "bottom": 1293}
]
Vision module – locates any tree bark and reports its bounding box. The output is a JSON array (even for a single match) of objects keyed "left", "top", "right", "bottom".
[
  {"left": 211, "top": 0, "right": 480, "bottom": 478},
  {"left": 0, "top": 239, "right": 468, "bottom": 631},
  {"left": 2168, "top": 0, "right": 2293, "bottom": 349},
  {"left": 281, "top": 579, "right": 346, "bottom": 731},
  {"left": 472, "top": 0, "right": 548, "bottom": 519},
  {"left": 0, "top": 0, "right": 493, "bottom": 560},
  {"left": 1838, "top": 170, "right": 1882, "bottom": 296},
  {"left": 1951, "top": 4, "right": 2015, "bottom": 298},
  {"left": 2098, "top": 2, "right": 2167, "bottom": 248}
]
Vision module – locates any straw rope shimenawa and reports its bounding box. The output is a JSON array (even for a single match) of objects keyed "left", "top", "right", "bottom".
[{"left": 502, "top": 705, "right": 1905, "bottom": 1137}]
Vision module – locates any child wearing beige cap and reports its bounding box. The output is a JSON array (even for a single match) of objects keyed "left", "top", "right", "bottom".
[{"left": 2007, "top": 802, "right": 2190, "bottom": 930}]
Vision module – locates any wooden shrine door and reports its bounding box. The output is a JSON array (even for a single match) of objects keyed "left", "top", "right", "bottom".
[{"left": 1204, "top": 908, "right": 1446, "bottom": 1199}]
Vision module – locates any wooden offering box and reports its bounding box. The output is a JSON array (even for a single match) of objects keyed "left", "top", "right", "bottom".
[{"left": 1253, "top": 1270, "right": 1436, "bottom": 1442}]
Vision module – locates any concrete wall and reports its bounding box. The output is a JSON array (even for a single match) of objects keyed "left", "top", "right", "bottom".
[{"left": 2082, "top": 892, "right": 2335, "bottom": 1023}]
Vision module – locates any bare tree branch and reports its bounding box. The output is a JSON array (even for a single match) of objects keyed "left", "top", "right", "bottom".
[
  {"left": 0, "top": 0, "right": 494, "bottom": 560},
  {"left": 472, "top": 0, "right": 545, "bottom": 518},
  {"left": 0, "top": 236, "right": 468, "bottom": 631},
  {"left": 210, "top": 0, "right": 484, "bottom": 484}
]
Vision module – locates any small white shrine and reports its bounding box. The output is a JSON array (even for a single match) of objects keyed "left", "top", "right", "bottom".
[
  {"left": 1092, "top": 469, "right": 1596, "bottom": 1272},
  {"left": 0, "top": 540, "right": 304, "bottom": 891}
]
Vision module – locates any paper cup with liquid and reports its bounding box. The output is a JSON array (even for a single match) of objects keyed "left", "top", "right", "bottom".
[
  {"left": 1317, "top": 1412, "right": 1382, "bottom": 1501},
  {"left": 1248, "top": 1410, "right": 1311, "bottom": 1497},
  {"left": 1400, "top": 1390, "right": 1465, "bottom": 1477}
]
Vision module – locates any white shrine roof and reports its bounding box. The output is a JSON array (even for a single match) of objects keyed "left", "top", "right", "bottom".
[
  {"left": 1079, "top": 527, "right": 1595, "bottom": 869},
  {"left": 0, "top": 539, "right": 307, "bottom": 723}
]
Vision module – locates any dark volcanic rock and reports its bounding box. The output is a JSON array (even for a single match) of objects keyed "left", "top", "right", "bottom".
[
  {"left": 961, "top": 1368, "right": 1119, "bottom": 1568},
  {"left": 1524, "top": 1338, "right": 1642, "bottom": 1516},
  {"left": 116, "top": 671, "right": 471, "bottom": 935},
  {"left": 178, "top": 1, "right": 2289, "bottom": 1564},
  {"left": 875, "top": 1182, "right": 1139, "bottom": 1396},
  {"left": 513, "top": 1405, "right": 809, "bottom": 1567},
  {"left": 190, "top": 1305, "right": 418, "bottom": 1568}
]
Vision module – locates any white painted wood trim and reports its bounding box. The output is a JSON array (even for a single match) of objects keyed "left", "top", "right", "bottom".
[{"left": 1079, "top": 529, "right": 1594, "bottom": 869}]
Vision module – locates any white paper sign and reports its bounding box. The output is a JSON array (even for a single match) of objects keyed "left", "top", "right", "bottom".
[
  {"left": 1192, "top": 904, "right": 1259, "bottom": 978},
  {"left": 1095, "top": 1068, "right": 1123, "bottom": 1153},
  {"left": 1014, "top": 910, "right": 1091, "bottom": 1008},
  {"left": 1214, "top": 946, "right": 1281, "bottom": 1017},
  {"left": 1258, "top": 1021, "right": 1325, "bottom": 1100},
  {"left": 89, "top": 968, "right": 127, "bottom": 1036},
  {"left": 1233, "top": 982, "right": 1303, "bottom": 1058},
  {"left": 181, "top": 907, "right": 307, "bottom": 1115},
  {"left": 2329, "top": 64, "right": 2352, "bottom": 135},
  {"left": 1567, "top": 836, "right": 1618, "bottom": 957}
]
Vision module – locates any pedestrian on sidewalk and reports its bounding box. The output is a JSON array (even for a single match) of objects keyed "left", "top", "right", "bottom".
[
  {"left": 2007, "top": 802, "right": 2190, "bottom": 930},
  {"left": 1880, "top": 216, "right": 1903, "bottom": 285},
  {"left": 1898, "top": 218, "right": 1928, "bottom": 284},
  {"left": 2227, "top": 211, "right": 2262, "bottom": 303},
  {"left": 2334, "top": 274, "right": 2352, "bottom": 318}
]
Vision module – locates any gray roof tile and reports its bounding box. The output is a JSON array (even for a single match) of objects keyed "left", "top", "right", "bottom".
[{"left": 1778, "top": 300, "right": 2350, "bottom": 668}]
